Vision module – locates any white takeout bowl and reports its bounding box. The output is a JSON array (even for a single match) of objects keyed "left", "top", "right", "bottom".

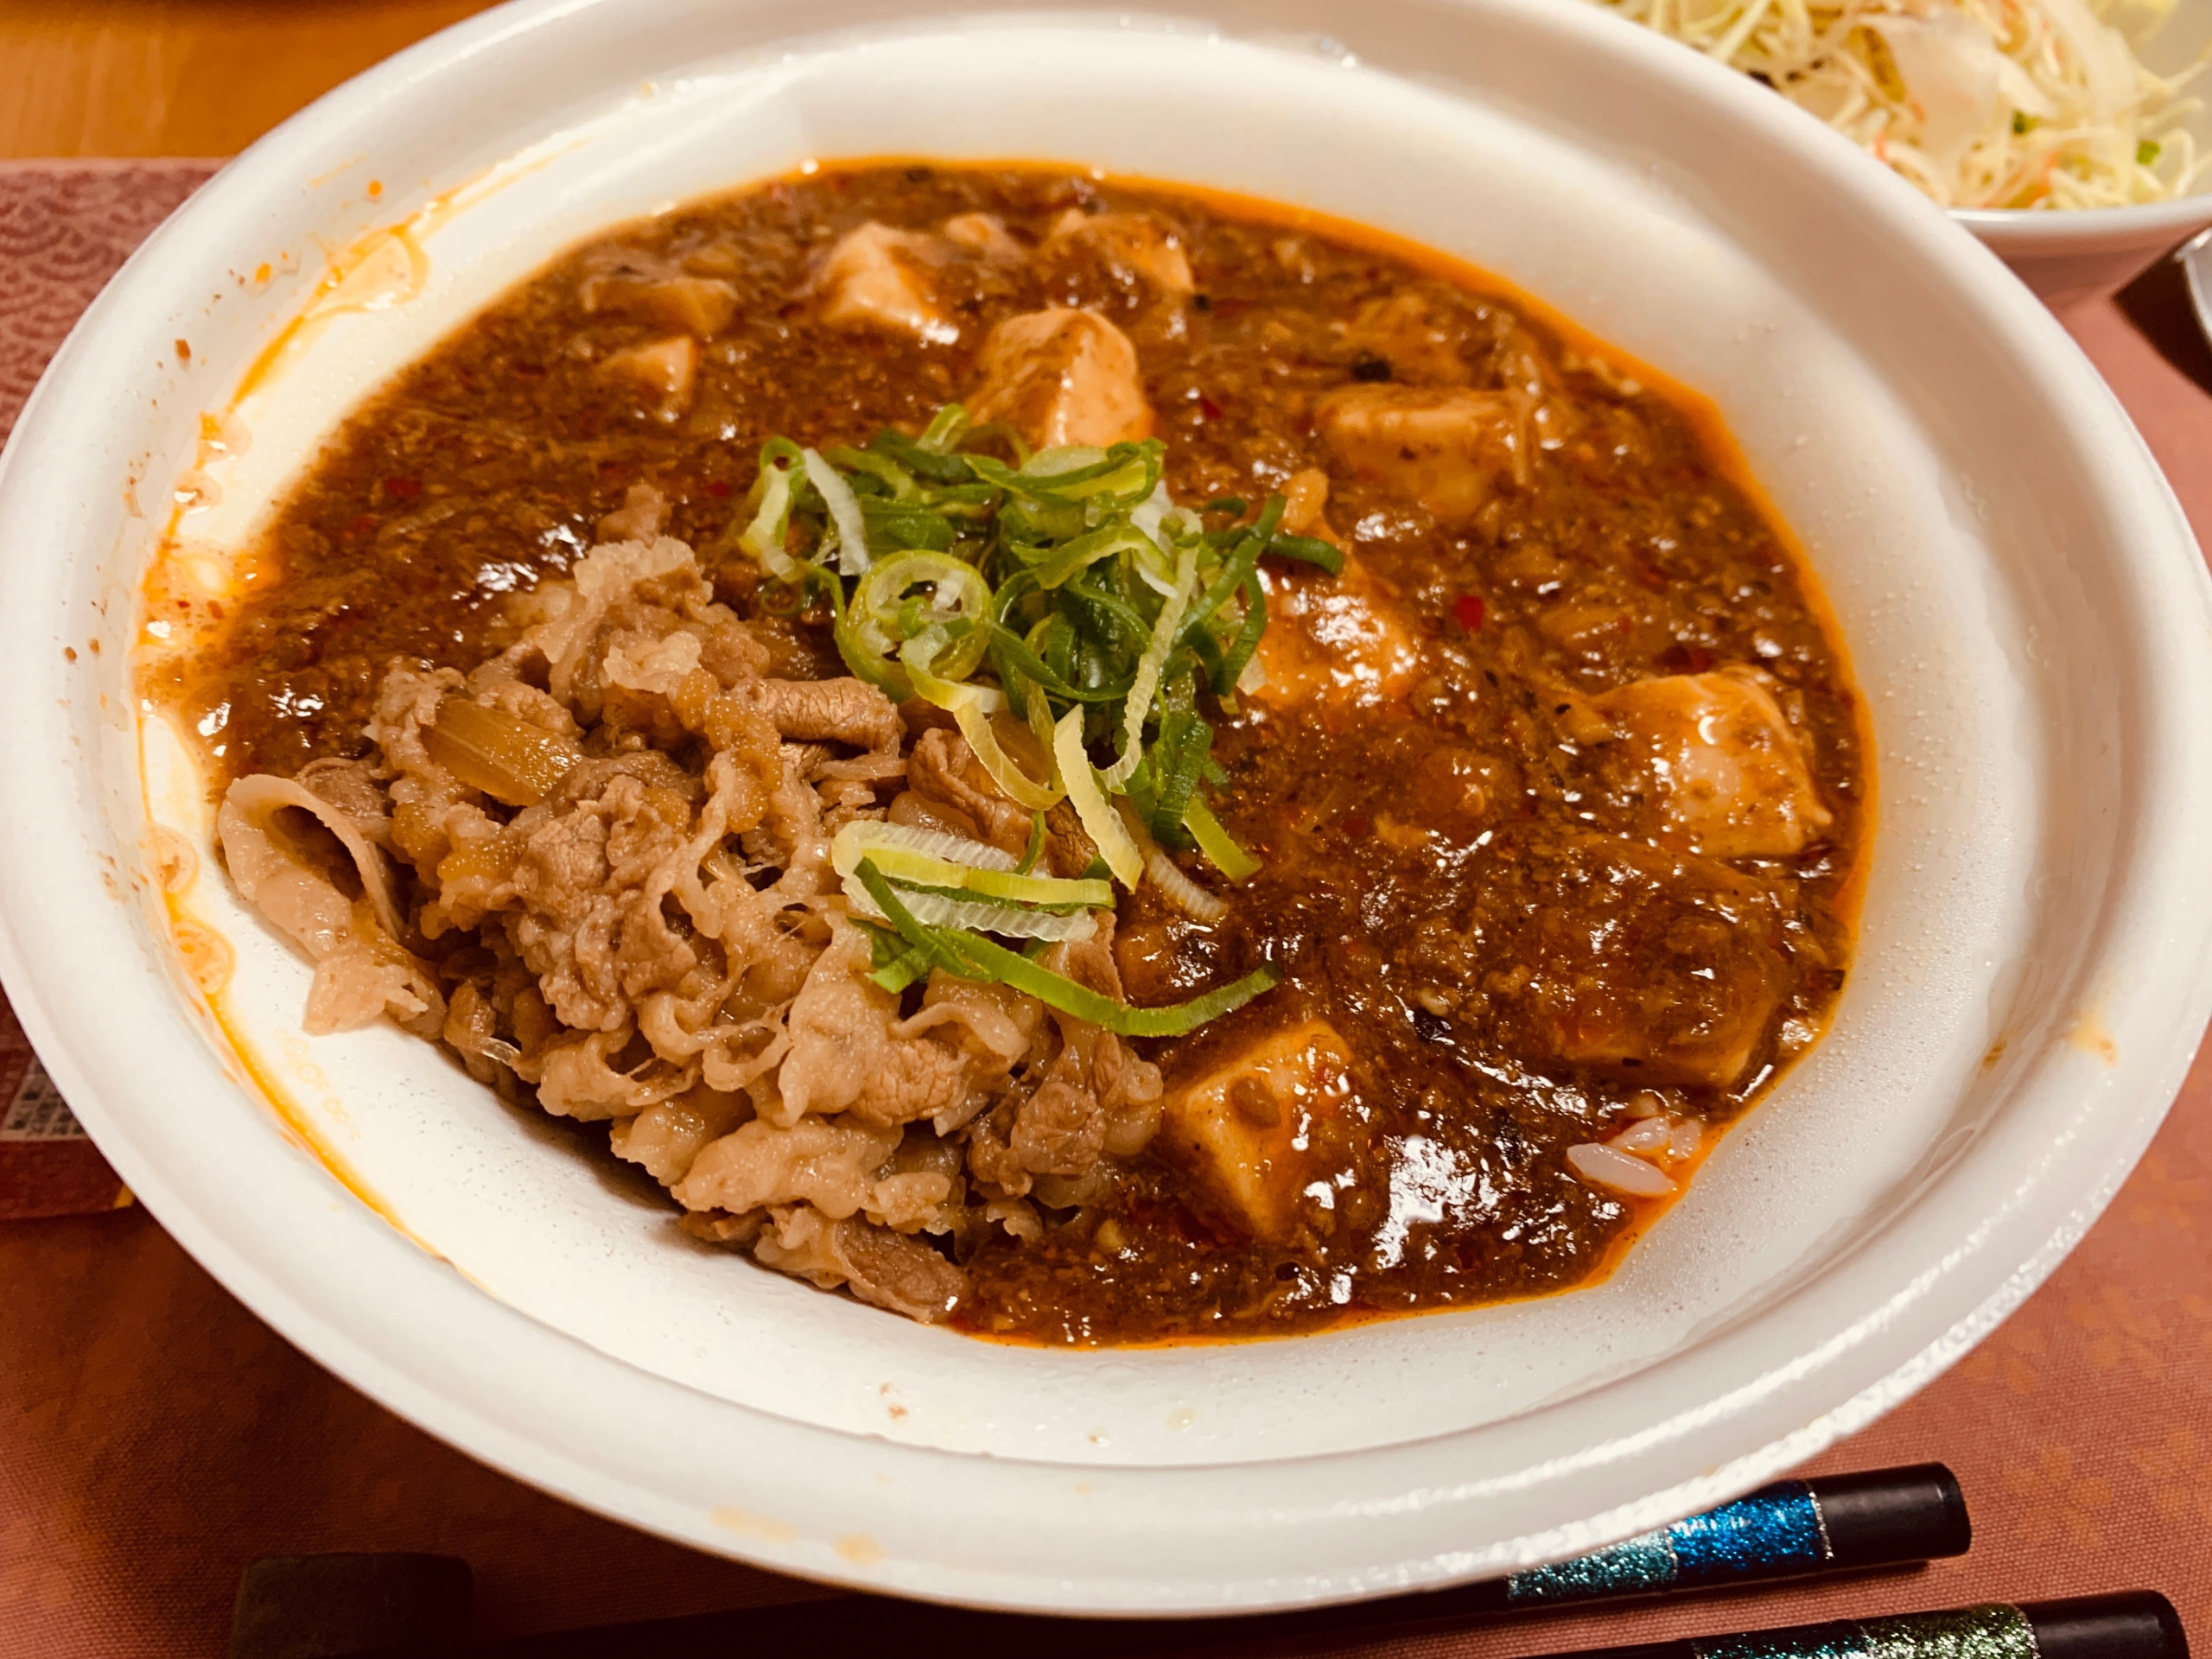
[
  {"left": 1949, "top": 0, "right": 2212, "bottom": 306},
  {"left": 4, "top": 0, "right": 2212, "bottom": 1616}
]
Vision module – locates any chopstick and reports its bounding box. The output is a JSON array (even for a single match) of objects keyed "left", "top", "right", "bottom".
[{"left": 246, "top": 1465, "right": 1972, "bottom": 1659}]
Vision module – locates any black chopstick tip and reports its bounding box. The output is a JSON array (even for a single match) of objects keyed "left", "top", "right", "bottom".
[
  {"left": 1810, "top": 1462, "right": 1972, "bottom": 1568},
  {"left": 2025, "top": 1593, "right": 2190, "bottom": 1659}
]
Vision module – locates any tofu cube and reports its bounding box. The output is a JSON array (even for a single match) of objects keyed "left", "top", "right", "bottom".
[{"left": 1157, "top": 1020, "right": 1354, "bottom": 1241}]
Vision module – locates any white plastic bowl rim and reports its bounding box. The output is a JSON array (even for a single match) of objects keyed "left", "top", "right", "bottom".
[
  {"left": 1951, "top": 194, "right": 2212, "bottom": 238},
  {"left": 1950, "top": 186, "right": 2212, "bottom": 276},
  {"left": 2, "top": 0, "right": 2209, "bottom": 1618}
]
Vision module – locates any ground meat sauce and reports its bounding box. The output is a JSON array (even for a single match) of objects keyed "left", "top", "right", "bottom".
[{"left": 158, "top": 164, "right": 1866, "bottom": 1344}]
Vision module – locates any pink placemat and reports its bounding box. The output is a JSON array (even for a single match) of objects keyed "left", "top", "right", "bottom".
[{"left": 1, "top": 161, "right": 2207, "bottom": 1658}]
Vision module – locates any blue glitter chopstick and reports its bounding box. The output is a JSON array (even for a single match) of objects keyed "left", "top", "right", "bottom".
[
  {"left": 295, "top": 1466, "right": 1979, "bottom": 1656},
  {"left": 1472, "top": 1463, "right": 1970, "bottom": 1613}
]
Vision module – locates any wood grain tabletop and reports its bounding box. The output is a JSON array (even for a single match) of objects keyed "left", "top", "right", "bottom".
[{"left": 0, "top": 1, "right": 501, "bottom": 158}]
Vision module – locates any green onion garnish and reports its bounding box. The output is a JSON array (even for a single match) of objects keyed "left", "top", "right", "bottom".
[
  {"left": 725, "top": 404, "right": 1338, "bottom": 1035},
  {"left": 853, "top": 861, "right": 1278, "bottom": 1036}
]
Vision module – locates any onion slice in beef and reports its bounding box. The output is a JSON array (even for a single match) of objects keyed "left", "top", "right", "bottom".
[{"left": 424, "top": 697, "right": 581, "bottom": 807}]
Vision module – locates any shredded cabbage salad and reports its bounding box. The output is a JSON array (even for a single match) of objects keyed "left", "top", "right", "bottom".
[
  {"left": 1594, "top": 0, "right": 2211, "bottom": 208},
  {"left": 728, "top": 404, "right": 1341, "bottom": 1033}
]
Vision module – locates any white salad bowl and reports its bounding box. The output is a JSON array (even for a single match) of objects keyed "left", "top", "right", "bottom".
[
  {"left": 3, "top": 0, "right": 2211, "bottom": 1616},
  {"left": 1950, "top": 0, "right": 2212, "bottom": 306}
]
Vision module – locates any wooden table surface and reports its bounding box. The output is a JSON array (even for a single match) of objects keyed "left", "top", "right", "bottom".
[{"left": 0, "top": 1, "right": 501, "bottom": 158}]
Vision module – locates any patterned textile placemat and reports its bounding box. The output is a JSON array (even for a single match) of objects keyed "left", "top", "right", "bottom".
[{"left": 1, "top": 161, "right": 2205, "bottom": 1659}]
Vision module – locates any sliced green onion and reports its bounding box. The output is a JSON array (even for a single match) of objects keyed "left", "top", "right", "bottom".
[
  {"left": 851, "top": 864, "right": 977, "bottom": 978},
  {"left": 1267, "top": 531, "right": 1345, "bottom": 575},
  {"left": 1055, "top": 709, "right": 1144, "bottom": 888},
  {"left": 843, "top": 867, "right": 1097, "bottom": 942},
  {"left": 853, "top": 550, "right": 993, "bottom": 680},
  {"left": 1023, "top": 444, "right": 1109, "bottom": 478},
  {"left": 1177, "top": 530, "right": 1265, "bottom": 654},
  {"left": 1021, "top": 670, "right": 1062, "bottom": 786},
  {"left": 1214, "top": 572, "right": 1268, "bottom": 697},
  {"left": 1015, "top": 811, "right": 1047, "bottom": 876},
  {"left": 1147, "top": 713, "right": 1212, "bottom": 843},
  {"left": 868, "top": 428, "right": 974, "bottom": 486},
  {"left": 968, "top": 440, "right": 1160, "bottom": 505},
  {"left": 829, "top": 446, "right": 918, "bottom": 500},
  {"left": 1249, "top": 494, "right": 1288, "bottom": 544},
  {"left": 1184, "top": 797, "right": 1262, "bottom": 882},
  {"left": 1128, "top": 480, "right": 1182, "bottom": 560},
  {"left": 961, "top": 865, "right": 1111, "bottom": 908},
  {"left": 1053, "top": 445, "right": 1160, "bottom": 504},
  {"left": 802, "top": 447, "right": 871, "bottom": 576},
  {"left": 879, "top": 875, "right": 1091, "bottom": 915},
  {"left": 1099, "top": 540, "right": 1198, "bottom": 791},
  {"left": 861, "top": 499, "right": 957, "bottom": 551},
  {"left": 1063, "top": 574, "right": 1152, "bottom": 659},
  {"left": 1145, "top": 848, "right": 1228, "bottom": 923},
  {"left": 1027, "top": 524, "right": 1157, "bottom": 590},
  {"left": 820, "top": 569, "right": 912, "bottom": 699},
  {"left": 737, "top": 438, "right": 805, "bottom": 580},
  {"left": 918, "top": 404, "right": 970, "bottom": 454},
  {"left": 832, "top": 819, "right": 1012, "bottom": 874},
  {"left": 857, "top": 918, "right": 935, "bottom": 994},
  {"left": 856, "top": 862, "right": 1280, "bottom": 1036},
  {"left": 831, "top": 828, "right": 1109, "bottom": 910},
  {"left": 953, "top": 931, "right": 1280, "bottom": 1038},
  {"left": 904, "top": 638, "right": 1062, "bottom": 810},
  {"left": 721, "top": 404, "right": 1344, "bottom": 1035}
]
